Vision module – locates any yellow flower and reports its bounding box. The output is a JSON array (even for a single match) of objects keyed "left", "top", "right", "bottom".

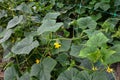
[
  {"left": 92, "top": 66, "right": 98, "bottom": 71},
  {"left": 106, "top": 67, "right": 113, "bottom": 73},
  {"left": 54, "top": 42, "right": 61, "bottom": 49},
  {"left": 35, "top": 59, "right": 40, "bottom": 64}
]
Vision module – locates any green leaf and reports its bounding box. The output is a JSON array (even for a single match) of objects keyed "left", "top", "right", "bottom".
[
  {"left": 94, "top": 2, "right": 110, "bottom": 11},
  {"left": 37, "top": 12, "right": 63, "bottom": 35},
  {"left": 102, "top": 18, "right": 119, "bottom": 32},
  {"left": 7, "top": 15, "right": 23, "bottom": 29},
  {"left": 0, "top": 0, "right": 3, "bottom": 2},
  {"left": 77, "top": 17, "right": 97, "bottom": 29},
  {"left": 1, "top": 41, "right": 13, "bottom": 61},
  {"left": 79, "top": 47, "right": 97, "bottom": 58},
  {"left": 57, "top": 68, "right": 91, "bottom": 80},
  {"left": 70, "top": 44, "right": 81, "bottom": 57},
  {"left": 42, "top": 12, "right": 60, "bottom": 22},
  {"left": 101, "top": 0, "right": 110, "bottom": 3},
  {"left": 83, "top": 29, "right": 100, "bottom": 38},
  {"left": 15, "top": 3, "right": 33, "bottom": 14},
  {"left": 56, "top": 3, "right": 64, "bottom": 8},
  {"left": 87, "top": 49, "right": 101, "bottom": 63},
  {"left": 59, "top": 40, "right": 71, "bottom": 51},
  {"left": 0, "top": 29, "right": 12, "bottom": 43},
  {"left": 4, "top": 66, "right": 17, "bottom": 80},
  {"left": 63, "top": 29, "right": 70, "bottom": 37},
  {"left": 106, "top": 44, "right": 120, "bottom": 64},
  {"left": 30, "top": 57, "right": 57, "bottom": 80},
  {"left": 37, "top": 19, "right": 63, "bottom": 35},
  {"left": 91, "top": 71, "right": 108, "bottom": 80},
  {"left": 106, "top": 53, "right": 120, "bottom": 64},
  {"left": 18, "top": 72, "right": 30, "bottom": 80},
  {"left": 80, "top": 59, "right": 92, "bottom": 69},
  {"left": 114, "top": 0, "right": 120, "bottom": 6},
  {"left": 53, "top": 40, "right": 71, "bottom": 54},
  {"left": 31, "top": 16, "right": 41, "bottom": 23},
  {"left": 100, "top": 47, "right": 115, "bottom": 63},
  {"left": 91, "top": 13, "right": 102, "bottom": 21},
  {"left": 24, "top": 31, "right": 38, "bottom": 37},
  {"left": 86, "top": 32, "right": 109, "bottom": 47},
  {"left": 12, "top": 36, "right": 39, "bottom": 54},
  {"left": 0, "top": 10, "right": 7, "bottom": 19},
  {"left": 112, "top": 29, "right": 120, "bottom": 38},
  {"left": 56, "top": 53, "right": 69, "bottom": 66},
  {"left": 79, "top": 47, "right": 101, "bottom": 63},
  {"left": 100, "top": 3, "right": 110, "bottom": 11},
  {"left": 111, "top": 44, "right": 120, "bottom": 53}
]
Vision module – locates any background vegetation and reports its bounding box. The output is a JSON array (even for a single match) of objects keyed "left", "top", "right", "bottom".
[{"left": 0, "top": 0, "right": 120, "bottom": 80}]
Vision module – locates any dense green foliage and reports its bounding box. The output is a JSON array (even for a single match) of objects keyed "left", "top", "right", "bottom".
[{"left": 0, "top": 0, "right": 120, "bottom": 80}]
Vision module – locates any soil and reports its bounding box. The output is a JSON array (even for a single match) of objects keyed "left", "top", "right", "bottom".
[
  {"left": 0, "top": 62, "right": 4, "bottom": 80},
  {"left": 115, "top": 63, "right": 120, "bottom": 80},
  {"left": 0, "top": 71, "right": 4, "bottom": 80}
]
